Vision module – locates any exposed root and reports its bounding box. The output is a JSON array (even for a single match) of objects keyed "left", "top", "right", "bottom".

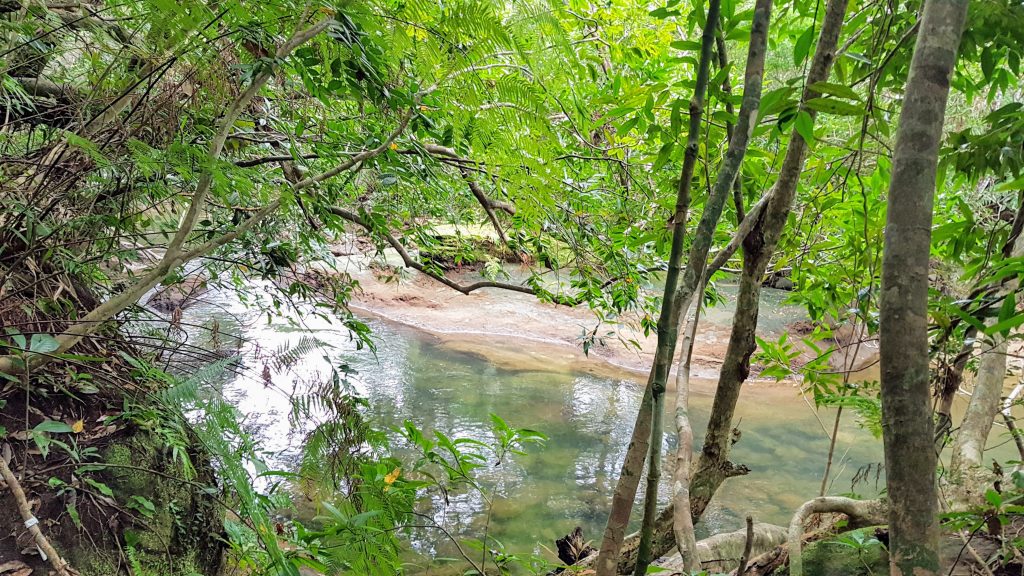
[{"left": 786, "top": 497, "right": 886, "bottom": 576}]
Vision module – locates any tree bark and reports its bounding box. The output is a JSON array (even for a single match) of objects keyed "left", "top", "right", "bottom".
[
  {"left": 1003, "top": 382, "right": 1024, "bottom": 462},
  {"left": 879, "top": 0, "right": 968, "bottom": 571},
  {"left": 594, "top": 0, "right": 720, "bottom": 572},
  {"left": 665, "top": 0, "right": 774, "bottom": 570},
  {"left": 671, "top": 295, "right": 701, "bottom": 573},
  {"left": 949, "top": 220, "right": 1024, "bottom": 471},
  {"left": 689, "top": 0, "right": 851, "bottom": 526},
  {"left": 950, "top": 334, "right": 1009, "bottom": 472}
]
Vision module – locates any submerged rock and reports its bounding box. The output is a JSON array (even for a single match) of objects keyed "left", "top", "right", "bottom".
[{"left": 147, "top": 275, "right": 209, "bottom": 312}]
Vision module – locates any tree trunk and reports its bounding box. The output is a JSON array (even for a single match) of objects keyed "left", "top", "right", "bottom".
[
  {"left": 949, "top": 219, "right": 1024, "bottom": 472},
  {"left": 666, "top": 0, "right": 774, "bottom": 569},
  {"left": 671, "top": 296, "right": 701, "bottom": 573},
  {"left": 950, "top": 333, "right": 1009, "bottom": 472},
  {"left": 594, "top": 1, "right": 720, "bottom": 573},
  {"left": 879, "top": 0, "right": 968, "bottom": 571},
  {"left": 935, "top": 201, "right": 1024, "bottom": 447},
  {"left": 689, "top": 0, "right": 851, "bottom": 523}
]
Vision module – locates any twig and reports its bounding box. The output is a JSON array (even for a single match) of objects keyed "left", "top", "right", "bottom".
[
  {"left": 0, "top": 444, "right": 78, "bottom": 576},
  {"left": 958, "top": 530, "right": 996, "bottom": 576}
]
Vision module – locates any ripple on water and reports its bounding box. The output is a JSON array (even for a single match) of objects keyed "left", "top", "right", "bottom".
[{"left": 174, "top": 284, "right": 886, "bottom": 565}]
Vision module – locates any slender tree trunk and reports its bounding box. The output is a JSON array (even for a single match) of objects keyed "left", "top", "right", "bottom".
[
  {"left": 594, "top": 2, "right": 719, "bottom": 570},
  {"left": 689, "top": 0, "right": 851, "bottom": 521},
  {"left": 1003, "top": 382, "right": 1024, "bottom": 462},
  {"left": 602, "top": 2, "right": 849, "bottom": 567},
  {"left": 937, "top": 202, "right": 1024, "bottom": 450},
  {"left": 950, "top": 226, "right": 1024, "bottom": 472},
  {"left": 950, "top": 334, "right": 1008, "bottom": 471},
  {"left": 663, "top": 0, "right": 774, "bottom": 570},
  {"left": 715, "top": 27, "right": 746, "bottom": 224},
  {"left": 879, "top": 0, "right": 968, "bottom": 571},
  {"left": 671, "top": 295, "right": 701, "bottom": 573}
]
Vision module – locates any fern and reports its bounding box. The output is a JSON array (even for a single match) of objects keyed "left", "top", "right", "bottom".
[{"left": 270, "top": 335, "right": 325, "bottom": 373}]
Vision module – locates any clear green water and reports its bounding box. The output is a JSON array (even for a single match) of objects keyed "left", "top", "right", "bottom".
[{"left": 177, "top": 284, "right": 885, "bottom": 567}]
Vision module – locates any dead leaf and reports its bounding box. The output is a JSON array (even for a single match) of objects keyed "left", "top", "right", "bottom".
[
  {"left": 71, "top": 420, "right": 84, "bottom": 434},
  {"left": 0, "top": 560, "right": 30, "bottom": 574}
]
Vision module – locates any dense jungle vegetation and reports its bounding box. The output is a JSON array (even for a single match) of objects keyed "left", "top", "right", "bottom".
[{"left": 1, "top": 0, "right": 1024, "bottom": 574}]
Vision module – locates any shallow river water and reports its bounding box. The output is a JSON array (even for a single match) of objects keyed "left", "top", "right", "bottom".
[{"left": 175, "top": 281, "right": 886, "bottom": 567}]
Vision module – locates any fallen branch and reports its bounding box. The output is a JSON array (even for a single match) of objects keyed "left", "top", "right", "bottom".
[
  {"left": 655, "top": 522, "right": 787, "bottom": 574},
  {"left": 564, "top": 522, "right": 785, "bottom": 575},
  {"left": 327, "top": 206, "right": 566, "bottom": 300},
  {"left": 0, "top": 444, "right": 78, "bottom": 576}
]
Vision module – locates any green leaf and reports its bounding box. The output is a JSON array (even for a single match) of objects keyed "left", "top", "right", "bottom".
[
  {"left": 29, "top": 333, "right": 59, "bottom": 354},
  {"left": 670, "top": 40, "right": 701, "bottom": 51},
  {"left": 804, "top": 98, "right": 866, "bottom": 116},
  {"left": 649, "top": 6, "right": 682, "bottom": 18},
  {"left": 981, "top": 47, "right": 995, "bottom": 79},
  {"left": 948, "top": 304, "right": 986, "bottom": 333},
  {"left": 617, "top": 116, "right": 641, "bottom": 136},
  {"left": 794, "top": 110, "right": 815, "bottom": 146},
  {"left": 793, "top": 28, "right": 814, "bottom": 66},
  {"left": 129, "top": 495, "right": 156, "bottom": 518},
  {"left": 808, "top": 81, "right": 861, "bottom": 101},
  {"left": 670, "top": 99, "right": 684, "bottom": 136},
  {"left": 653, "top": 141, "right": 675, "bottom": 171},
  {"left": 65, "top": 132, "right": 111, "bottom": 167},
  {"left": 6, "top": 329, "right": 26, "bottom": 350},
  {"left": 67, "top": 502, "right": 81, "bottom": 528},
  {"left": 34, "top": 420, "right": 73, "bottom": 434},
  {"left": 84, "top": 478, "right": 115, "bottom": 497},
  {"left": 984, "top": 313, "right": 1024, "bottom": 336}
]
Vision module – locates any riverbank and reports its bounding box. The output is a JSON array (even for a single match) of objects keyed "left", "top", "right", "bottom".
[{"left": 331, "top": 248, "right": 810, "bottom": 392}]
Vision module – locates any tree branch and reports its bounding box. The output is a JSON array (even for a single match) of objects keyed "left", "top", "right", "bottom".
[
  {"left": 1, "top": 446, "right": 78, "bottom": 576},
  {"left": 327, "top": 206, "right": 539, "bottom": 297}
]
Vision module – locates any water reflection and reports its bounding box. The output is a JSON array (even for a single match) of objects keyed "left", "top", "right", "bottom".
[{"left": 176, "top": 284, "right": 885, "bottom": 564}]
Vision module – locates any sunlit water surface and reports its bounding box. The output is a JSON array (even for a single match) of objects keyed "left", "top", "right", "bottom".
[{"left": 173, "top": 282, "right": 886, "bottom": 568}]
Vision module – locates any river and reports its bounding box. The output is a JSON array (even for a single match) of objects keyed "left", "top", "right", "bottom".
[{"left": 167, "top": 276, "right": 888, "bottom": 570}]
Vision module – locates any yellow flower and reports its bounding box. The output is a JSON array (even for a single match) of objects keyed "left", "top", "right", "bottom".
[
  {"left": 389, "top": 142, "right": 398, "bottom": 151},
  {"left": 383, "top": 467, "right": 400, "bottom": 491},
  {"left": 71, "top": 419, "right": 84, "bottom": 434}
]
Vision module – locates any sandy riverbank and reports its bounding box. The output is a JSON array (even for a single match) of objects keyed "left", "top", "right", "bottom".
[{"left": 327, "top": 250, "right": 810, "bottom": 393}]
